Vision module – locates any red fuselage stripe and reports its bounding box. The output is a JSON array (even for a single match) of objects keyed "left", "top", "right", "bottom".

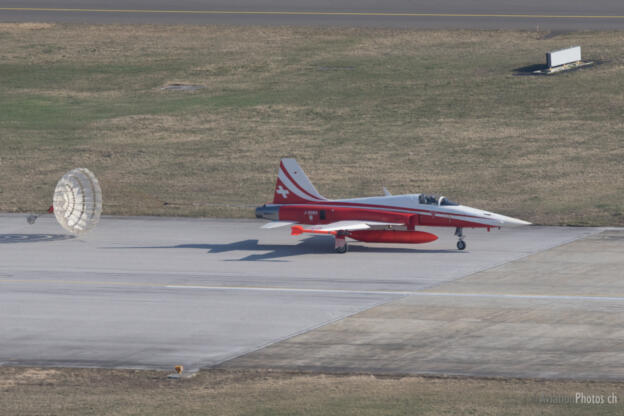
[{"left": 274, "top": 201, "right": 484, "bottom": 222}]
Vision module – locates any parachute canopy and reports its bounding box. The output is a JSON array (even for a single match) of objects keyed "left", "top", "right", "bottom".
[{"left": 53, "top": 168, "right": 102, "bottom": 236}]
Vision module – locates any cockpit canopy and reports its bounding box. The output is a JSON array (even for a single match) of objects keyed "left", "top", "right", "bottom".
[{"left": 418, "top": 194, "right": 458, "bottom": 206}]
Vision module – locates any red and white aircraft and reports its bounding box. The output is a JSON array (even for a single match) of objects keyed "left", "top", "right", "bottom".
[{"left": 256, "top": 159, "right": 530, "bottom": 253}]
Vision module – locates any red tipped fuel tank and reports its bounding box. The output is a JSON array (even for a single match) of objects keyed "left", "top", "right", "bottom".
[{"left": 348, "top": 230, "right": 437, "bottom": 244}]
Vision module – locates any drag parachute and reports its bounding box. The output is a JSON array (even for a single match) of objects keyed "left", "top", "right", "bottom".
[{"left": 53, "top": 168, "right": 102, "bottom": 236}]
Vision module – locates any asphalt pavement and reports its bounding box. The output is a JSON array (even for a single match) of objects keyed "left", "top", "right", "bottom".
[{"left": 1, "top": 0, "right": 624, "bottom": 29}]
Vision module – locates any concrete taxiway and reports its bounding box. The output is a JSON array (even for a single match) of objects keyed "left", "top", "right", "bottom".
[
  {"left": 0, "top": 214, "right": 606, "bottom": 377},
  {"left": 225, "top": 230, "right": 624, "bottom": 380},
  {"left": 1, "top": 0, "right": 624, "bottom": 30}
]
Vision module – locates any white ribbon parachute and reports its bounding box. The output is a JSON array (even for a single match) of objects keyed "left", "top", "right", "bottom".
[{"left": 53, "top": 168, "right": 102, "bottom": 236}]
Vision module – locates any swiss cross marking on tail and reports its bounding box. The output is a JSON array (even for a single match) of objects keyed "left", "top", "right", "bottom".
[{"left": 276, "top": 185, "right": 290, "bottom": 199}]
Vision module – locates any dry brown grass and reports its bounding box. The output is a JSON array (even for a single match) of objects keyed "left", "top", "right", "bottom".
[
  {"left": 0, "top": 24, "right": 622, "bottom": 224},
  {"left": 1, "top": 367, "right": 623, "bottom": 415}
]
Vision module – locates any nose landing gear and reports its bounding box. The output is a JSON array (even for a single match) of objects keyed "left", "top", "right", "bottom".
[{"left": 455, "top": 227, "right": 466, "bottom": 250}]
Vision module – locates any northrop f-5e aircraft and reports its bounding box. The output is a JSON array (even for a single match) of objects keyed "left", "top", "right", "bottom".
[{"left": 256, "top": 159, "right": 530, "bottom": 253}]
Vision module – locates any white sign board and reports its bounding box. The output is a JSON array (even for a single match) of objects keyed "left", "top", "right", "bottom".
[{"left": 547, "top": 46, "right": 581, "bottom": 68}]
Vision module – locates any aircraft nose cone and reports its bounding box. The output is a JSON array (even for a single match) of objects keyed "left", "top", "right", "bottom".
[{"left": 498, "top": 215, "right": 532, "bottom": 227}]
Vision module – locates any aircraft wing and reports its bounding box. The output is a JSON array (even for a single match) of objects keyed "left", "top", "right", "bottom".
[
  {"left": 297, "top": 220, "right": 403, "bottom": 232},
  {"left": 264, "top": 220, "right": 403, "bottom": 236}
]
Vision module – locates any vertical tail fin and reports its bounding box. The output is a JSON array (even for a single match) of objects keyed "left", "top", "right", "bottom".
[{"left": 273, "top": 159, "right": 327, "bottom": 204}]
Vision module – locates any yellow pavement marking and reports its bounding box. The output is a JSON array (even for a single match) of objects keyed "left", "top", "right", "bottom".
[{"left": 1, "top": 8, "right": 624, "bottom": 19}]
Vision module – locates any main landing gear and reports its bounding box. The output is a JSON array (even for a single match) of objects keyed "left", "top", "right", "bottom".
[
  {"left": 455, "top": 227, "right": 466, "bottom": 250},
  {"left": 335, "top": 231, "right": 348, "bottom": 254}
]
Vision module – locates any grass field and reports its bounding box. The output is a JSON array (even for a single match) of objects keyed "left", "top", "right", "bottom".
[
  {"left": 0, "top": 23, "right": 622, "bottom": 225},
  {"left": 1, "top": 367, "right": 624, "bottom": 416}
]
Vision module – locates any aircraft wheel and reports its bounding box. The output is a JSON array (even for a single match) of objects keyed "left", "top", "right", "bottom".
[
  {"left": 335, "top": 242, "right": 348, "bottom": 254},
  {"left": 457, "top": 240, "right": 466, "bottom": 251}
]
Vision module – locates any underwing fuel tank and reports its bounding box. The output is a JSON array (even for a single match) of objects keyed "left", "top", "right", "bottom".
[{"left": 348, "top": 230, "right": 438, "bottom": 244}]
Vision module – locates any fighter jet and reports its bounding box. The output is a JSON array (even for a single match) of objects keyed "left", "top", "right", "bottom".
[{"left": 256, "top": 159, "right": 530, "bottom": 253}]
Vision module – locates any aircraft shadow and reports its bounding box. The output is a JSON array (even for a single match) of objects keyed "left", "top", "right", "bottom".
[
  {"left": 0, "top": 234, "right": 74, "bottom": 244},
  {"left": 122, "top": 236, "right": 459, "bottom": 262}
]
